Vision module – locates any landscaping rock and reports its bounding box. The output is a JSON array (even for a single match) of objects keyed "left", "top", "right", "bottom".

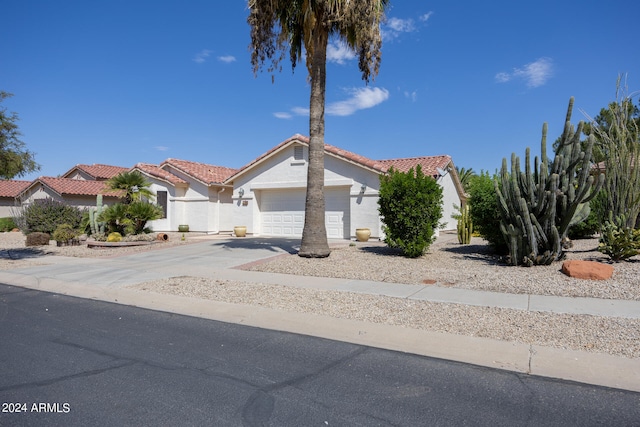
[{"left": 561, "top": 260, "right": 613, "bottom": 280}]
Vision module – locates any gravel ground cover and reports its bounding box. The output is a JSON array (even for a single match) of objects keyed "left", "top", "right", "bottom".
[
  {"left": 2, "top": 231, "right": 639, "bottom": 358},
  {"left": 249, "top": 235, "right": 640, "bottom": 301}
]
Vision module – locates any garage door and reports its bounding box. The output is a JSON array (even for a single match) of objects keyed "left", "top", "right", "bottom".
[{"left": 261, "top": 188, "right": 349, "bottom": 238}]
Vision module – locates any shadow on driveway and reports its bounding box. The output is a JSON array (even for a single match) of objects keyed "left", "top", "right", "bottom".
[
  {"left": 210, "top": 237, "right": 302, "bottom": 255},
  {"left": 0, "top": 248, "right": 49, "bottom": 260}
]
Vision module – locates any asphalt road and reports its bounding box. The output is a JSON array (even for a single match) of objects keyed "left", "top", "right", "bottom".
[{"left": 1, "top": 283, "right": 639, "bottom": 427}]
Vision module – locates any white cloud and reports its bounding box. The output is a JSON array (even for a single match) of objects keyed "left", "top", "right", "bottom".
[
  {"left": 494, "top": 72, "right": 511, "bottom": 83},
  {"left": 326, "top": 87, "right": 390, "bottom": 116},
  {"left": 420, "top": 12, "right": 434, "bottom": 22},
  {"left": 382, "top": 12, "right": 432, "bottom": 40},
  {"left": 291, "top": 106, "right": 310, "bottom": 116},
  {"left": 327, "top": 41, "right": 356, "bottom": 64},
  {"left": 193, "top": 49, "right": 212, "bottom": 63},
  {"left": 278, "top": 87, "right": 389, "bottom": 119},
  {"left": 386, "top": 17, "right": 415, "bottom": 33},
  {"left": 218, "top": 55, "right": 236, "bottom": 63},
  {"left": 155, "top": 146, "right": 169, "bottom": 151},
  {"left": 404, "top": 90, "right": 418, "bottom": 102},
  {"left": 273, "top": 112, "right": 292, "bottom": 119},
  {"left": 495, "top": 57, "right": 554, "bottom": 88}
]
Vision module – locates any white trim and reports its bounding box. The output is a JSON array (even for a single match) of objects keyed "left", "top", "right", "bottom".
[
  {"left": 250, "top": 179, "right": 353, "bottom": 190},
  {"left": 169, "top": 197, "right": 209, "bottom": 202}
]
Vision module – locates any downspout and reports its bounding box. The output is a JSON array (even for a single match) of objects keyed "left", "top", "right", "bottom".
[{"left": 210, "top": 187, "right": 225, "bottom": 235}]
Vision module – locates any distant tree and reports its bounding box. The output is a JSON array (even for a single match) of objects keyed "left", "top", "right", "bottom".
[
  {"left": 0, "top": 91, "right": 40, "bottom": 179},
  {"left": 248, "top": 0, "right": 389, "bottom": 258},
  {"left": 455, "top": 166, "right": 476, "bottom": 192}
]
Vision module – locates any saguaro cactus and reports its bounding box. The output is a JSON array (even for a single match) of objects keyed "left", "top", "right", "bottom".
[
  {"left": 495, "top": 97, "right": 604, "bottom": 266},
  {"left": 457, "top": 204, "right": 473, "bottom": 244},
  {"left": 89, "top": 194, "right": 107, "bottom": 235}
]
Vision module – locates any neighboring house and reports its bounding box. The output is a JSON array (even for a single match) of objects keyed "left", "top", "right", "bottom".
[
  {"left": 18, "top": 177, "right": 122, "bottom": 209},
  {"left": 61, "top": 163, "right": 129, "bottom": 181},
  {"left": 222, "top": 134, "right": 466, "bottom": 239},
  {"left": 133, "top": 159, "right": 237, "bottom": 233},
  {"left": 0, "top": 180, "right": 30, "bottom": 217}
]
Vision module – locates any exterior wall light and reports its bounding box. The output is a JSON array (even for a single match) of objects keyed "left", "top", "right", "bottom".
[
  {"left": 238, "top": 188, "right": 244, "bottom": 197},
  {"left": 360, "top": 183, "right": 367, "bottom": 193}
]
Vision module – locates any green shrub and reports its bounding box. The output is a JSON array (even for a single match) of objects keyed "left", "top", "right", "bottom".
[
  {"left": 25, "top": 232, "right": 50, "bottom": 246},
  {"left": 378, "top": 165, "right": 443, "bottom": 258},
  {"left": 568, "top": 208, "right": 600, "bottom": 239},
  {"left": 0, "top": 217, "right": 16, "bottom": 232},
  {"left": 467, "top": 172, "right": 507, "bottom": 254},
  {"left": 52, "top": 223, "right": 78, "bottom": 243},
  {"left": 598, "top": 217, "right": 640, "bottom": 262},
  {"left": 18, "top": 198, "right": 83, "bottom": 235}
]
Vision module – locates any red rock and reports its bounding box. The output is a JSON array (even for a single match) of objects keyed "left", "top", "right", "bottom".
[{"left": 561, "top": 260, "right": 614, "bottom": 280}]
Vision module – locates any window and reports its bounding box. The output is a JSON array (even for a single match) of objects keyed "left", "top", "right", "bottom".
[
  {"left": 294, "top": 145, "right": 304, "bottom": 161},
  {"left": 157, "top": 191, "right": 167, "bottom": 218}
]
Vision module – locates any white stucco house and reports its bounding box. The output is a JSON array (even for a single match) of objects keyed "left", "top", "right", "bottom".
[
  {"left": 220, "top": 134, "right": 466, "bottom": 239},
  {"left": 2, "top": 136, "right": 467, "bottom": 240},
  {"left": 132, "top": 159, "right": 237, "bottom": 234},
  {"left": 0, "top": 180, "right": 30, "bottom": 218},
  {"left": 17, "top": 177, "right": 123, "bottom": 209}
]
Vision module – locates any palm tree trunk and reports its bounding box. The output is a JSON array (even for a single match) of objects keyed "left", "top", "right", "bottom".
[{"left": 299, "top": 20, "right": 330, "bottom": 258}]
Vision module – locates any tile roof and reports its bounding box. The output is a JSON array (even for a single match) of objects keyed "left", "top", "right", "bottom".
[
  {"left": 63, "top": 163, "right": 129, "bottom": 180},
  {"left": 377, "top": 155, "right": 453, "bottom": 177},
  {"left": 224, "top": 134, "right": 455, "bottom": 183},
  {"left": 0, "top": 180, "right": 31, "bottom": 198},
  {"left": 26, "top": 177, "right": 123, "bottom": 198},
  {"left": 225, "top": 134, "right": 388, "bottom": 183},
  {"left": 161, "top": 158, "right": 237, "bottom": 185},
  {"left": 132, "top": 163, "right": 188, "bottom": 186}
]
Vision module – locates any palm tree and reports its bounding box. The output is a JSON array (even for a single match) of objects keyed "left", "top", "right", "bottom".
[
  {"left": 106, "top": 171, "right": 154, "bottom": 204},
  {"left": 248, "top": 0, "right": 389, "bottom": 258},
  {"left": 456, "top": 167, "right": 476, "bottom": 192}
]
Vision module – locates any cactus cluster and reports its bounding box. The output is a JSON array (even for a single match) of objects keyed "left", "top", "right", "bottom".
[
  {"left": 89, "top": 194, "right": 107, "bottom": 235},
  {"left": 495, "top": 97, "right": 604, "bottom": 266},
  {"left": 457, "top": 204, "right": 473, "bottom": 244}
]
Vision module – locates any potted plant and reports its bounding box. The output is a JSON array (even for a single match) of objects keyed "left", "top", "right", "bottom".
[{"left": 178, "top": 224, "right": 189, "bottom": 233}]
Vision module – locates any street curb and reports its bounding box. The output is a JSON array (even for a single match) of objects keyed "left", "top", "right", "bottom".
[{"left": 2, "top": 271, "right": 639, "bottom": 393}]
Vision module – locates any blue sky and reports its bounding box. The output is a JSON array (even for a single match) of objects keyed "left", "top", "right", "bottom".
[{"left": 3, "top": 1, "right": 639, "bottom": 182}]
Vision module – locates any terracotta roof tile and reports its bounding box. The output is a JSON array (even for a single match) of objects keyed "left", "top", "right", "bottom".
[
  {"left": 0, "top": 180, "right": 31, "bottom": 198},
  {"left": 132, "top": 163, "right": 188, "bottom": 186},
  {"left": 161, "top": 158, "right": 237, "bottom": 185},
  {"left": 225, "top": 134, "right": 388, "bottom": 183},
  {"left": 32, "top": 177, "right": 123, "bottom": 197},
  {"left": 377, "top": 155, "right": 453, "bottom": 177},
  {"left": 224, "top": 134, "right": 457, "bottom": 186},
  {"left": 63, "top": 163, "right": 129, "bottom": 180}
]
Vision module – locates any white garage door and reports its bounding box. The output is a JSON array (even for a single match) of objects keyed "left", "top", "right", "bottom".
[{"left": 261, "top": 188, "right": 349, "bottom": 238}]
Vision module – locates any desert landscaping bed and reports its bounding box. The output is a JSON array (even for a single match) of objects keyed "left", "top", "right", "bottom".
[{"left": 248, "top": 235, "right": 640, "bottom": 301}]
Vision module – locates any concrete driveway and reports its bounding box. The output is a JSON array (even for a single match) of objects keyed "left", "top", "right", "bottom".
[{"left": 1, "top": 237, "right": 310, "bottom": 288}]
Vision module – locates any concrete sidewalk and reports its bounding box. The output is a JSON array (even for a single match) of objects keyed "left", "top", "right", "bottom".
[{"left": 1, "top": 237, "right": 639, "bottom": 393}]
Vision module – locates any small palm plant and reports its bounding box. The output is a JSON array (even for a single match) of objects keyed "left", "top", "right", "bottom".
[{"left": 106, "top": 171, "right": 154, "bottom": 204}]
